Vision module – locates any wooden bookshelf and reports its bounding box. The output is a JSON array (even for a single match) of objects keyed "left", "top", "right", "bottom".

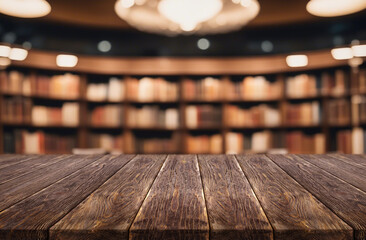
[{"left": 1, "top": 48, "right": 365, "bottom": 154}]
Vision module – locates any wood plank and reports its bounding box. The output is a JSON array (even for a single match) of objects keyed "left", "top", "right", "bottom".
[
  {"left": 236, "top": 154, "right": 352, "bottom": 240},
  {"left": 0, "top": 154, "right": 134, "bottom": 240},
  {"left": 0, "top": 154, "right": 38, "bottom": 170},
  {"left": 198, "top": 154, "right": 273, "bottom": 240},
  {"left": 268, "top": 154, "right": 366, "bottom": 240},
  {"left": 50, "top": 155, "right": 166, "bottom": 240},
  {"left": 298, "top": 154, "right": 366, "bottom": 192},
  {"left": 329, "top": 154, "right": 366, "bottom": 168},
  {"left": 130, "top": 155, "right": 209, "bottom": 240},
  {"left": 0, "top": 154, "right": 104, "bottom": 212},
  {"left": 0, "top": 154, "right": 71, "bottom": 184}
]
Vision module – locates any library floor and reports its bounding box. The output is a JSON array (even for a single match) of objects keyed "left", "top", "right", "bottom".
[{"left": 0, "top": 154, "right": 365, "bottom": 240}]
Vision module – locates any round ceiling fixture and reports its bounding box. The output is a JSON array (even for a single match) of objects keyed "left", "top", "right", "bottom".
[
  {"left": 114, "top": 0, "right": 260, "bottom": 35},
  {"left": 306, "top": 0, "right": 366, "bottom": 17},
  {"left": 0, "top": 0, "right": 51, "bottom": 18}
]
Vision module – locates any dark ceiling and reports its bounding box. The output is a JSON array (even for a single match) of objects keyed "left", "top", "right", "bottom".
[{"left": 0, "top": 0, "right": 365, "bottom": 57}]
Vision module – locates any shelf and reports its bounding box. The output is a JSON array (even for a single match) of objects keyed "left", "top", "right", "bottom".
[
  {"left": 87, "top": 125, "right": 123, "bottom": 130},
  {"left": 2, "top": 122, "right": 79, "bottom": 129},
  {"left": 130, "top": 127, "right": 180, "bottom": 131},
  {"left": 1, "top": 92, "right": 79, "bottom": 102}
]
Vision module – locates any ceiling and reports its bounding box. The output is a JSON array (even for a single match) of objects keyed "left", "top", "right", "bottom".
[{"left": 44, "top": 0, "right": 318, "bottom": 29}]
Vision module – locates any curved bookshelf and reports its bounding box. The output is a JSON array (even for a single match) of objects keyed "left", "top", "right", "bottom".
[{"left": 0, "top": 48, "right": 365, "bottom": 154}]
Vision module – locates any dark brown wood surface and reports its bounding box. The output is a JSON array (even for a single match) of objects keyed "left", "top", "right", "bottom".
[
  {"left": 0, "top": 154, "right": 365, "bottom": 240},
  {"left": 50, "top": 155, "right": 166, "bottom": 240},
  {"left": 298, "top": 154, "right": 366, "bottom": 192},
  {"left": 0, "top": 154, "right": 37, "bottom": 170},
  {"left": 236, "top": 154, "right": 352, "bottom": 240},
  {"left": 198, "top": 154, "right": 272, "bottom": 240},
  {"left": 330, "top": 153, "right": 366, "bottom": 168},
  {"left": 0, "top": 154, "right": 67, "bottom": 184},
  {"left": 130, "top": 155, "right": 209, "bottom": 240},
  {"left": 0, "top": 154, "right": 104, "bottom": 212},
  {"left": 268, "top": 154, "right": 366, "bottom": 240},
  {"left": 0, "top": 154, "right": 134, "bottom": 240}
]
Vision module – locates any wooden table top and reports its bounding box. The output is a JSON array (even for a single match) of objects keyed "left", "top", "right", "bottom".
[{"left": 0, "top": 154, "right": 365, "bottom": 240}]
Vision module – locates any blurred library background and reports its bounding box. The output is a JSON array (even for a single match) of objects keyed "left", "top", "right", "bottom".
[{"left": 0, "top": 0, "right": 365, "bottom": 154}]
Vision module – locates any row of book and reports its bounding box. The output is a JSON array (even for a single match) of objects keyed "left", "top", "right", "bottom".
[
  {"left": 183, "top": 77, "right": 222, "bottom": 101},
  {"left": 3, "top": 130, "right": 76, "bottom": 154},
  {"left": 226, "top": 76, "right": 282, "bottom": 100},
  {"left": 225, "top": 131, "right": 326, "bottom": 154},
  {"left": 129, "top": 132, "right": 180, "bottom": 153},
  {"left": 185, "top": 105, "right": 221, "bottom": 128},
  {"left": 186, "top": 134, "right": 222, "bottom": 154},
  {"left": 225, "top": 104, "right": 281, "bottom": 127},
  {"left": 3, "top": 69, "right": 363, "bottom": 101},
  {"left": 284, "top": 101, "right": 321, "bottom": 126},
  {"left": 32, "top": 103, "right": 79, "bottom": 126},
  {"left": 90, "top": 105, "right": 123, "bottom": 127},
  {"left": 87, "top": 133, "right": 123, "bottom": 152},
  {"left": 127, "top": 106, "right": 179, "bottom": 129},
  {"left": 1, "top": 97, "right": 32, "bottom": 123},
  {"left": 337, "top": 128, "right": 366, "bottom": 154},
  {"left": 286, "top": 71, "right": 349, "bottom": 98},
  {"left": 0, "top": 71, "right": 80, "bottom": 99},
  {"left": 327, "top": 99, "right": 351, "bottom": 126},
  {"left": 126, "top": 77, "right": 179, "bottom": 102},
  {"left": 352, "top": 95, "right": 366, "bottom": 125},
  {"left": 87, "top": 78, "right": 124, "bottom": 102}
]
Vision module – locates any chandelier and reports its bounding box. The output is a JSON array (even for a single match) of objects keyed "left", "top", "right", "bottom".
[{"left": 114, "top": 0, "right": 260, "bottom": 35}]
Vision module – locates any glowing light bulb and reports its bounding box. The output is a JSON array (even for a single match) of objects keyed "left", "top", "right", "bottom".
[
  {"left": 307, "top": 0, "right": 366, "bottom": 17},
  {"left": 9, "top": 48, "right": 28, "bottom": 61},
  {"left": 56, "top": 54, "right": 78, "bottom": 68},
  {"left": 286, "top": 55, "right": 308, "bottom": 67},
  {"left": 331, "top": 47, "right": 353, "bottom": 60},
  {"left": 0, "top": 0, "right": 51, "bottom": 18}
]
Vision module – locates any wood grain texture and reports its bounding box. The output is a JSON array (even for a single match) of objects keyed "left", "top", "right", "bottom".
[
  {"left": 0, "top": 154, "right": 68, "bottom": 184},
  {"left": 236, "top": 154, "right": 352, "bottom": 240},
  {"left": 130, "top": 155, "right": 209, "bottom": 240},
  {"left": 50, "top": 155, "right": 166, "bottom": 240},
  {"left": 298, "top": 154, "right": 366, "bottom": 192},
  {"left": 0, "top": 154, "right": 103, "bottom": 212},
  {"left": 198, "top": 154, "right": 273, "bottom": 240},
  {"left": 0, "top": 154, "right": 37, "bottom": 170},
  {"left": 268, "top": 154, "right": 366, "bottom": 240},
  {"left": 329, "top": 154, "right": 366, "bottom": 168},
  {"left": 0, "top": 154, "right": 134, "bottom": 240}
]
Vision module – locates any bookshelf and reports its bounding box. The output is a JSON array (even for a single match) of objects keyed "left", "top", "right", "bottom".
[{"left": 1, "top": 48, "right": 365, "bottom": 154}]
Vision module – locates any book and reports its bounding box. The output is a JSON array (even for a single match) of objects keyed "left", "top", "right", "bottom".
[
  {"left": 90, "top": 105, "right": 122, "bottom": 127},
  {"left": 225, "top": 104, "right": 281, "bottom": 127},
  {"left": 183, "top": 77, "right": 222, "bottom": 100},
  {"left": 186, "top": 134, "right": 222, "bottom": 154},
  {"left": 31, "top": 103, "right": 79, "bottom": 126},
  {"left": 185, "top": 105, "right": 221, "bottom": 128},
  {"left": 86, "top": 77, "right": 124, "bottom": 102},
  {"left": 126, "top": 77, "right": 178, "bottom": 102},
  {"left": 127, "top": 106, "right": 179, "bottom": 129},
  {"left": 285, "top": 101, "right": 321, "bottom": 126},
  {"left": 226, "top": 76, "right": 282, "bottom": 100}
]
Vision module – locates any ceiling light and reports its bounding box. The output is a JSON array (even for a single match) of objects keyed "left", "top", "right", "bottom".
[
  {"left": 197, "top": 38, "right": 210, "bottom": 50},
  {"left": 98, "top": 41, "right": 112, "bottom": 53},
  {"left": 56, "top": 54, "right": 78, "bottom": 68},
  {"left": 115, "top": 0, "right": 260, "bottom": 35},
  {"left": 0, "top": 0, "right": 51, "bottom": 18},
  {"left": 9, "top": 48, "right": 28, "bottom": 61},
  {"left": 331, "top": 47, "right": 353, "bottom": 60},
  {"left": 352, "top": 44, "right": 366, "bottom": 57},
  {"left": 306, "top": 0, "right": 366, "bottom": 17},
  {"left": 0, "top": 45, "right": 11, "bottom": 57},
  {"left": 286, "top": 55, "right": 308, "bottom": 68},
  {"left": 261, "top": 40, "right": 273, "bottom": 53}
]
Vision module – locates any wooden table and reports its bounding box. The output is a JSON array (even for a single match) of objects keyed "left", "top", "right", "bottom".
[{"left": 0, "top": 154, "right": 365, "bottom": 240}]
